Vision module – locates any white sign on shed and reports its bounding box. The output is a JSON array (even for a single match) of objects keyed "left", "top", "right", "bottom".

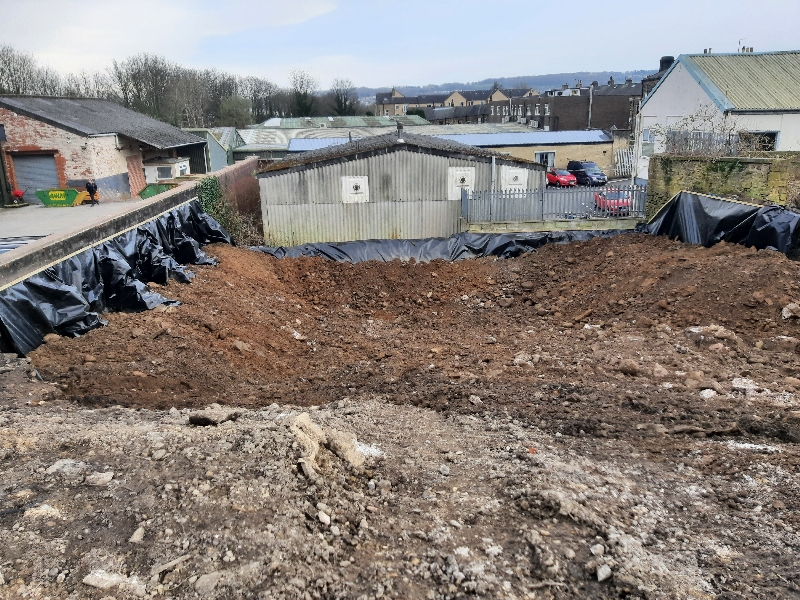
[
  {"left": 341, "top": 176, "right": 370, "bottom": 203},
  {"left": 500, "top": 166, "right": 528, "bottom": 190},
  {"left": 447, "top": 167, "right": 475, "bottom": 201}
]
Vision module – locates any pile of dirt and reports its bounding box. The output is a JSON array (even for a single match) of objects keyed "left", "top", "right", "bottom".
[{"left": 0, "top": 234, "right": 798, "bottom": 598}]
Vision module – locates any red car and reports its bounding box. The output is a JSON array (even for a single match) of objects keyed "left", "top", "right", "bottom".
[
  {"left": 594, "top": 188, "right": 631, "bottom": 214},
  {"left": 546, "top": 168, "right": 577, "bottom": 187}
]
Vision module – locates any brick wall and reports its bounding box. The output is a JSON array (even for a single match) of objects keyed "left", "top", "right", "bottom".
[
  {"left": 0, "top": 108, "right": 140, "bottom": 200},
  {"left": 215, "top": 157, "right": 260, "bottom": 215},
  {"left": 646, "top": 153, "right": 800, "bottom": 218},
  {"left": 493, "top": 142, "right": 616, "bottom": 174}
]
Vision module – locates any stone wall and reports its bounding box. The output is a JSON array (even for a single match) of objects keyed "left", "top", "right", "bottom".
[{"left": 646, "top": 153, "right": 800, "bottom": 218}]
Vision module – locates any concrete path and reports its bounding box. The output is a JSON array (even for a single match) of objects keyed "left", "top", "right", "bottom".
[{"left": 0, "top": 200, "right": 150, "bottom": 238}]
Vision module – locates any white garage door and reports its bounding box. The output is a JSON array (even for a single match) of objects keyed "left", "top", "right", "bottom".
[{"left": 13, "top": 154, "right": 59, "bottom": 204}]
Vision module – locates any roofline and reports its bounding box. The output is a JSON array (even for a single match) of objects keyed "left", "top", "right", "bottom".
[
  {"left": 258, "top": 142, "right": 542, "bottom": 177},
  {"left": 0, "top": 97, "right": 206, "bottom": 150},
  {"left": 639, "top": 58, "right": 682, "bottom": 110},
  {"left": 679, "top": 55, "right": 735, "bottom": 112},
  {"left": 641, "top": 50, "right": 800, "bottom": 112}
]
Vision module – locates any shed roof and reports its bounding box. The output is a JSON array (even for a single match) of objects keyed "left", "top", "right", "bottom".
[
  {"left": 643, "top": 51, "right": 800, "bottom": 112},
  {"left": 288, "top": 138, "right": 351, "bottom": 152},
  {"left": 433, "top": 130, "right": 613, "bottom": 147},
  {"left": 0, "top": 95, "right": 205, "bottom": 149},
  {"left": 256, "top": 115, "right": 428, "bottom": 128},
  {"left": 208, "top": 126, "right": 244, "bottom": 149},
  {"left": 260, "top": 131, "right": 532, "bottom": 174}
]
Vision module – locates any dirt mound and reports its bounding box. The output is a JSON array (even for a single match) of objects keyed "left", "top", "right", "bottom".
[{"left": 3, "top": 234, "right": 799, "bottom": 597}]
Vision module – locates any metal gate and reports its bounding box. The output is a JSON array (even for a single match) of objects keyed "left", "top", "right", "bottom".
[
  {"left": 12, "top": 154, "right": 59, "bottom": 204},
  {"left": 462, "top": 185, "right": 647, "bottom": 223}
]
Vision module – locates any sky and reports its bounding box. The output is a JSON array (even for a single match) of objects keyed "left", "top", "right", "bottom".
[{"left": 1, "top": 0, "right": 798, "bottom": 89}]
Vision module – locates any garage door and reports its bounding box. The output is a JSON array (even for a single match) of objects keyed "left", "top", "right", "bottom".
[{"left": 13, "top": 154, "right": 59, "bottom": 204}]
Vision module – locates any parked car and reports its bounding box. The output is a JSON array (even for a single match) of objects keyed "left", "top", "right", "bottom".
[
  {"left": 567, "top": 160, "right": 608, "bottom": 186},
  {"left": 546, "top": 168, "right": 577, "bottom": 187},
  {"left": 594, "top": 188, "right": 631, "bottom": 215}
]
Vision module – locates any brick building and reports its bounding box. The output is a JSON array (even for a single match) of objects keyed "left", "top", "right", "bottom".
[
  {"left": 376, "top": 87, "right": 536, "bottom": 117},
  {"left": 0, "top": 96, "right": 206, "bottom": 203},
  {"left": 487, "top": 79, "right": 642, "bottom": 132}
]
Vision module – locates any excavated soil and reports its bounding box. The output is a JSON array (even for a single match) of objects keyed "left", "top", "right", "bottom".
[{"left": 1, "top": 234, "right": 799, "bottom": 599}]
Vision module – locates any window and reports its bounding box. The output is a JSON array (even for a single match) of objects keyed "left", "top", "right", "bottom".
[
  {"left": 156, "top": 166, "right": 172, "bottom": 180},
  {"left": 534, "top": 105, "right": 540, "bottom": 116},
  {"left": 526, "top": 105, "right": 531, "bottom": 116},
  {"left": 395, "top": 105, "right": 399, "bottom": 111},
  {"left": 503, "top": 106, "right": 508, "bottom": 115},
  {"left": 544, "top": 104, "right": 550, "bottom": 115},
  {"left": 543, "top": 125, "right": 550, "bottom": 131},
  {"left": 384, "top": 109, "right": 389, "bottom": 116},
  {"left": 177, "top": 163, "right": 188, "bottom": 176},
  {"left": 491, "top": 106, "right": 495, "bottom": 115},
  {"left": 534, "top": 152, "right": 555, "bottom": 167},
  {"left": 642, "top": 129, "right": 654, "bottom": 142},
  {"left": 402, "top": 105, "right": 407, "bottom": 113},
  {"left": 739, "top": 131, "right": 777, "bottom": 151}
]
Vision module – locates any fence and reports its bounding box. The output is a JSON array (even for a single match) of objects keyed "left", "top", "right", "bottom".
[
  {"left": 614, "top": 147, "right": 634, "bottom": 177},
  {"left": 665, "top": 130, "right": 739, "bottom": 156},
  {"left": 462, "top": 185, "right": 647, "bottom": 223}
]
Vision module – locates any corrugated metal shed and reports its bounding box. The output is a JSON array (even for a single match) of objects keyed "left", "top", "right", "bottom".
[
  {"left": 684, "top": 51, "right": 800, "bottom": 111},
  {"left": 258, "top": 132, "right": 545, "bottom": 246},
  {"left": 433, "top": 130, "right": 613, "bottom": 147},
  {"left": 208, "top": 126, "right": 244, "bottom": 150},
  {"left": 288, "top": 138, "right": 350, "bottom": 152}
]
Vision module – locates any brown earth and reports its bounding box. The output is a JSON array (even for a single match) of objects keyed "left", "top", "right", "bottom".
[{"left": 1, "top": 234, "right": 799, "bottom": 599}]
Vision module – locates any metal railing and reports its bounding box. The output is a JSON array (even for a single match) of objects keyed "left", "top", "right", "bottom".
[{"left": 462, "top": 184, "right": 647, "bottom": 223}]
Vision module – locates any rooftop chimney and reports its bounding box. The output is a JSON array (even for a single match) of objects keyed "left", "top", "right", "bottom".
[
  {"left": 396, "top": 122, "right": 404, "bottom": 140},
  {"left": 608, "top": 76, "right": 614, "bottom": 86},
  {"left": 659, "top": 56, "right": 675, "bottom": 72},
  {"left": 562, "top": 83, "right": 569, "bottom": 90},
  {"left": 591, "top": 81, "right": 599, "bottom": 87},
  {"left": 625, "top": 77, "right": 632, "bottom": 84},
  {"left": 575, "top": 79, "right": 582, "bottom": 88}
]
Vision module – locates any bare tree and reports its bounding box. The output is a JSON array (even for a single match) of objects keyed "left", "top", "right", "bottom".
[
  {"left": 330, "top": 78, "right": 359, "bottom": 116},
  {"left": 289, "top": 69, "right": 318, "bottom": 117}
]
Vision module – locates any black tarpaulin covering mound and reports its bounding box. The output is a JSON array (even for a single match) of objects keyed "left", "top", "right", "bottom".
[
  {"left": 0, "top": 200, "right": 232, "bottom": 355},
  {"left": 254, "top": 230, "right": 632, "bottom": 264},
  {"left": 643, "top": 191, "right": 800, "bottom": 256}
]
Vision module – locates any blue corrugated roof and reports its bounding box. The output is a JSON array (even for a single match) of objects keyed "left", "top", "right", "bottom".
[
  {"left": 433, "top": 130, "right": 612, "bottom": 147},
  {"left": 288, "top": 138, "right": 351, "bottom": 152}
]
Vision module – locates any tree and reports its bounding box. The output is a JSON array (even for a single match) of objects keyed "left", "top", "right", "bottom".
[
  {"left": 490, "top": 80, "right": 502, "bottom": 93},
  {"left": 289, "top": 69, "right": 318, "bottom": 117},
  {"left": 406, "top": 108, "right": 426, "bottom": 119},
  {"left": 218, "top": 96, "right": 252, "bottom": 128},
  {"left": 330, "top": 78, "right": 358, "bottom": 116}
]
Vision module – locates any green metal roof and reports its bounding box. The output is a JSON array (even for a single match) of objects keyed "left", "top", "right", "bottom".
[
  {"left": 681, "top": 51, "right": 800, "bottom": 111},
  {"left": 256, "top": 115, "right": 429, "bottom": 129}
]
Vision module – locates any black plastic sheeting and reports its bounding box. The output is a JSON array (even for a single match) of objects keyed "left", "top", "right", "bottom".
[
  {"left": 254, "top": 230, "right": 632, "bottom": 264},
  {"left": 643, "top": 191, "right": 800, "bottom": 257},
  {"left": 0, "top": 200, "right": 232, "bottom": 356}
]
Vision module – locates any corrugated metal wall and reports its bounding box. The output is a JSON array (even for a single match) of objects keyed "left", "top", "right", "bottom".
[{"left": 259, "top": 148, "right": 545, "bottom": 245}]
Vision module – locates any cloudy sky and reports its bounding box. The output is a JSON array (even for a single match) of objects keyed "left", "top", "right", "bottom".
[{"left": 1, "top": 0, "right": 797, "bottom": 88}]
